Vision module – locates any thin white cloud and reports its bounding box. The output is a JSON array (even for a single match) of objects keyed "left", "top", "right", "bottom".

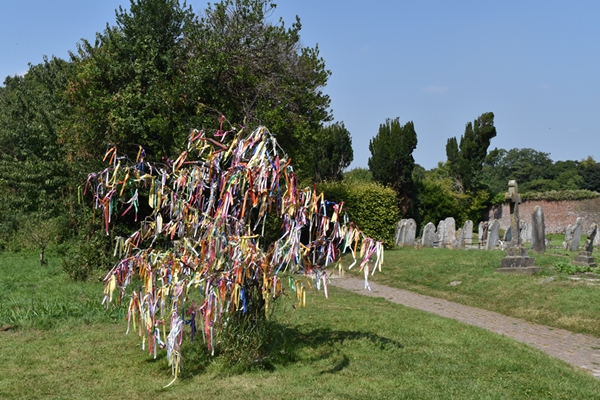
[{"left": 424, "top": 85, "right": 448, "bottom": 94}]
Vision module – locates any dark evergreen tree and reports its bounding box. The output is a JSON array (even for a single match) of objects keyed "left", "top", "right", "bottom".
[
  {"left": 368, "top": 118, "right": 417, "bottom": 214},
  {"left": 445, "top": 136, "right": 459, "bottom": 184},
  {"left": 311, "top": 122, "right": 353, "bottom": 182},
  {"left": 446, "top": 112, "right": 497, "bottom": 192}
]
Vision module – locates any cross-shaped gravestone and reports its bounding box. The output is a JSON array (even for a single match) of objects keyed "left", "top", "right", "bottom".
[
  {"left": 495, "top": 180, "right": 539, "bottom": 274},
  {"left": 505, "top": 180, "right": 521, "bottom": 247}
]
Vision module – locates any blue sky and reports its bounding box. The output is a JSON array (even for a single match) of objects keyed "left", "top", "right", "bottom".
[{"left": 2, "top": 1, "right": 599, "bottom": 170}]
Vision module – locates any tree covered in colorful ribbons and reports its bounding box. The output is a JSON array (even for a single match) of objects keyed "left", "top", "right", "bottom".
[{"left": 88, "top": 121, "right": 383, "bottom": 383}]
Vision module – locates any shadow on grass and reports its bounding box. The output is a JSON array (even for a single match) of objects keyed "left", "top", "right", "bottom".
[{"left": 174, "top": 322, "right": 404, "bottom": 380}]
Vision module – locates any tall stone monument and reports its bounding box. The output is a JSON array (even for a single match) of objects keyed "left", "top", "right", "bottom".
[
  {"left": 495, "top": 180, "right": 539, "bottom": 274},
  {"left": 530, "top": 206, "right": 546, "bottom": 253},
  {"left": 572, "top": 223, "right": 597, "bottom": 268}
]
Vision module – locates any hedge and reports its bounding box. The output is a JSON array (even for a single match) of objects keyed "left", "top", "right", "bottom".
[
  {"left": 318, "top": 181, "right": 400, "bottom": 249},
  {"left": 491, "top": 189, "right": 600, "bottom": 205}
]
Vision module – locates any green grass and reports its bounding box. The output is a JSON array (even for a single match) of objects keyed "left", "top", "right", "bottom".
[
  {"left": 351, "top": 247, "right": 600, "bottom": 336},
  {"left": 2, "top": 251, "right": 600, "bottom": 398},
  {"left": 0, "top": 252, "right": 119, "bottom": 330}
]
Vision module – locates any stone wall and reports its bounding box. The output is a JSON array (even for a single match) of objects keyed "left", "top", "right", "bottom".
[{"left": 487, "top": 197, "right": 600, "bottom": 233}]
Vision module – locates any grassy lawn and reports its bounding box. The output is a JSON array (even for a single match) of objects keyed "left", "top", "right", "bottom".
[
  {"left": 2, "top": 251, "right": 600, "bottom": 398},
  {"left": 352, "top": 246, "right": 600, "bottom": 337}
]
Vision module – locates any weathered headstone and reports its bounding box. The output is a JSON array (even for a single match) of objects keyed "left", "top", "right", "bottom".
[
  {"left": 519, "top": 220, "right": 528, "bottom": 243},
  {"left": 569, "top": 218, "right": 583, "bottom": 252},
  {"left": 453, "top": 228, "right": 465, "bottom": 249},
  {"left": 496, "top": 180, "right": 539, "bottom": 274},
  {"left": 478, "top": 221, "right": 489, "bottom": 249},
  {"left": 563, "top": 224, "right": 574, "bottom": 249},
  {"left": 504, "top": 226, "right": 512, "bottom": 242},
  {"left": 437, "top": 220, "right": 446, "bottom": 246},
  {"left": 463, "top": 220, "right": 473, "bottom": 245},
  {"left": 395, "top": 219, "right": 407, "bottom": 247},
  {"left": 444, "top": 217, "right": 456, "bottom": 247},
  {"left": 402, "top": 219, "right": 417, "bottom": 247},
  {"left": 583, "top": 224, "right": 597, "bottom": 253},
  {"left": 422, "top": 222, "right": 436, "bottom": 248},
  {"left": 478, "top": 221, "right": 484, "bottom": 245},
  {"left": 572, "top": 223, "right": 597, "bottom": 268},
  {"left": 486, "top": 220, "right": 500, "bottom": 250},
  {"left": 531, "top": 205, "right": 546, "bottom": 253}
]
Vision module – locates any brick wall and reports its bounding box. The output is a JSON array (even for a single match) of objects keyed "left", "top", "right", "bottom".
[{"left": 486, "top": 197, "right": 600, "bottom": 233}]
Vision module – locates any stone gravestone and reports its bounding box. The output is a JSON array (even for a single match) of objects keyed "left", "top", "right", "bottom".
[
  {"left": 569, "top": 218, "right": 583, "bottom": 252},
  {"left": 496, "top": 180, "right": 539, "bottom": 274},
  {"left": 402, "top": 219, "right": 417, "bottom": 247},
  {"left": 563, "top": 224, "right": 574, "bottom": 249},
  {"left": 453, "top": 228, "right": 465, "bottom": 249},
  {"left": 486, "top": 220, "right": 500, "bottom": 250},
  {"left": 531, "top": 205, "right": 546, "bottom": 253},
  {"left": 463, "top": 220, "right": 473, "bottom": 245},
  {"left": 395, "top": 219, "right": 407, "bottom": 247},
  {"left": 444, "top": 217, "right": 456, "bottom": 248},
  {"left": 422, "top": 222, "right": 436, "bottom": 248},
  {"left": 478, "top": 221, "right": 489, "bottom": 249},
  {"left": 504, "top": 225, "right": 512, "bottom": 242},
  {"left": 519, "top": 220, "right": 528, "bottom": 243},
  {"left": 572, "top": 223, "right": 597, "bottom": 268},
  {"left": 526, "top": 223, "right": 533, "bottom": 243},
  {"left": 437, "top": 220, "right": 446, "bottom": 247}
]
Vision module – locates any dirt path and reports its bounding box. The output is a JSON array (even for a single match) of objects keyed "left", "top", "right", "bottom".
[{"left": 329, "top": 275, "right": 600, "bottom": 379}]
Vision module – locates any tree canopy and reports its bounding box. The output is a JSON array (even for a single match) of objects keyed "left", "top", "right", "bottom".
[
  {"left": 368, "top": 118, "right": 417, "bottom": 214},
  {"left": 446, "top": 112, "right": 497, "bottom": 192},
  {"left": 311, "top": 122, "right": 353, "bottom": 182}
]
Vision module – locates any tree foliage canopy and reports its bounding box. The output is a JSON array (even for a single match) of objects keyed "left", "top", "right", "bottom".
[
  {"left": 479, "top": 147, "right": 587, "bottom": 194},
  {"left": 311, "top": 122, "right": 353, "bottom": 182},
  {"left": 446, "top": 112, "right": 497, "bottom": 192},
  {"left": 368, "top": 118, "right": 417, "bottom": 213},
  {"left": 66, "top": 0, "right": 197, "bottom": 163}
]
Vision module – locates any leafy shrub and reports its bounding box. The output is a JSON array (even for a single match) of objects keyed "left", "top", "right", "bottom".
[
  {"left": 318, "top": 181, "right": 400, "bottom": 249},
  {"left": 554, "top": 261, "right": 593, "bottom": 275},
  {"left": 61, "top": 233, "right": 115, "bottom": 281}
]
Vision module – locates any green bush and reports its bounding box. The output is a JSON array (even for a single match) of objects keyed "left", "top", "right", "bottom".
[
  {"left": 61, "top": 233, "right": 115, "bottom": 281},
  {"left": 318, "top": 181, "right": 400, "bottom": 249}
]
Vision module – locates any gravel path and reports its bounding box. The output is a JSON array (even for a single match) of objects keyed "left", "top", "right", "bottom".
[{"left": 329, "top": 275, "right": 600, "bottom": 379}]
